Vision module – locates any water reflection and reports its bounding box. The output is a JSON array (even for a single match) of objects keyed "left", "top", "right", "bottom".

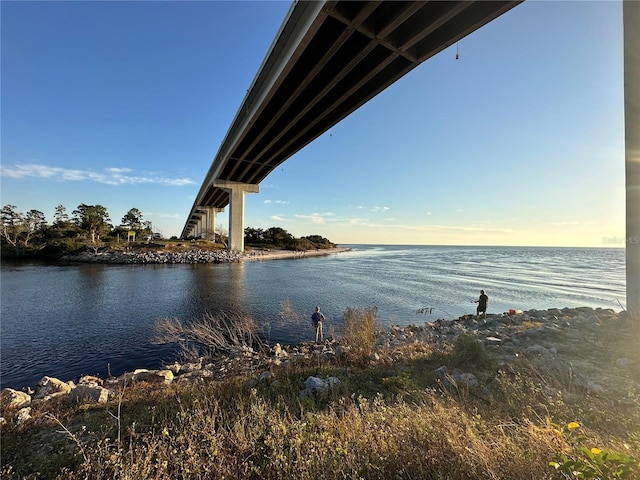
[{"left": 174, "top": 263, "right": 248, "bottom": 320}]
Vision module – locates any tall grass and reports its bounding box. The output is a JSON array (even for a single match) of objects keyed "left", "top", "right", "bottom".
[
  {"left": 7, "top": 367, "right": 633, "bottom": 480},
  {"left": 341, "top": 307, "right": 378, "bottom": 364},
  {"left": 76, "top": 394, "right": 554, "bottom": 479}
]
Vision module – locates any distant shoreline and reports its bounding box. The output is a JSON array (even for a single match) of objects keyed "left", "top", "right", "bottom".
[{"left": 243, "top": 247, "right": 351, "bottom": 261}]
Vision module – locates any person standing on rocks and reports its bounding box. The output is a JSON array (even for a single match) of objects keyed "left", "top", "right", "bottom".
[
  {"left": 311, "top": 306, "right": 326, "bottom": 343},
  {"left": 474, "top": 290, "right": 488, "bottom": 319}
]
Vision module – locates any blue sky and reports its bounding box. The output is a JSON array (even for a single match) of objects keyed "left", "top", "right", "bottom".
[{"left": 1, "top": 1, "right": 625, "bottom": 246}]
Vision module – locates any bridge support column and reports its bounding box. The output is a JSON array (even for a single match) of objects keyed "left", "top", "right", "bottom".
[
  {"left": 625, "top": 0, "right": 640, "bottom": 317},
  {"left": 214, "top": 180, "right": 259, "bottom": 252},
  {"left": 193, "top": 210, "right": 204, "bottom": 238},
  {"left": 195, "top": 217, "right": 202, "bottom": 238},
  {"left": 201, "top": 214, "right": 208, "bottom": 239},
  {"left": 200, "top": 209, "right": 210, "bottom": 241},
  {"left": 205, "top": 207, "right": 224, "bottom": 242}
]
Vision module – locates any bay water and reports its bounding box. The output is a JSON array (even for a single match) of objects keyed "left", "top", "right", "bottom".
[{"left": 0, "top": 245, "right": 625, "bottom": 389}]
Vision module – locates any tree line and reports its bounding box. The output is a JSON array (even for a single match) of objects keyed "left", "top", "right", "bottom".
[
  {"left": 244, "top": 226, "right": 335, "bottom": 250},
  {"left": 0, "top": 203, "right": 156, "bottom": 256},
  {"left": 1, "top": 203, "right": 336, "bottom": 258}
]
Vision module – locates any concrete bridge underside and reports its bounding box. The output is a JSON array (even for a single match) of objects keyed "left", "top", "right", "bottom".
[{"left": 182, "top": 0, "right": 522, "bottom": 247}]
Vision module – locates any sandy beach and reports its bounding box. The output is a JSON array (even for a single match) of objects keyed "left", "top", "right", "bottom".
[{"left": 243, "top": 246, "right": 351, "bottom": 261}]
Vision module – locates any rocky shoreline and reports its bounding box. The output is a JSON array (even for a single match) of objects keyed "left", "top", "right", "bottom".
[
  {"left": 60, "top": 249, "right": 242, "bottom": 264},
  {"left": 2, "top": 306, "right": 637, "bottom": 427},
  {"left": 59, "top": 247, "right": 350, "bottom": 264}
]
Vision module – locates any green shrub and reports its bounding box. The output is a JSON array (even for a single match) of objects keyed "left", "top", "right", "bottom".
[
  {"left": 451, "top": 334, "right": 495, "bottom": 370},
  {"left": 59, "top": 237, "right": 86, "bottom": 254}
]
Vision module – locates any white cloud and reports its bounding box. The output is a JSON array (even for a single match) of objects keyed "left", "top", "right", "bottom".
[
  {"left": 371, "top": 206, "right": 390, "bottom": 213},
  {"left": 0, "top": 163, "right": 196, "bottom": 186},
  {"left": 294, "top": 212, "right": 335, "bottom": 224},
  {"left": 295, "top": 214, "right": 325, "bottom": 224},
  {"left": 270, "top": 215, "right": 288, "bottom": 222},
  {"left": 264, "top": 199, "right": 289, "bottom": 205}
]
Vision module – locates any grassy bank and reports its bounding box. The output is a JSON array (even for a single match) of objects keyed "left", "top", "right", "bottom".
[{"left": 2, "top": 309, "right": 639, "bottom": 479}]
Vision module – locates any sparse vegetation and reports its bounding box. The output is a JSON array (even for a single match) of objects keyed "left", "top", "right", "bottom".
[{"left": 154, "top": 311, "right": 268, "bottom": 362}]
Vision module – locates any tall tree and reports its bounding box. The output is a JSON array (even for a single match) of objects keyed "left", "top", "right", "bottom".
[
  {"left": 1, "top": 204, "right": 23, "bottom": 248},
  {"left": 22, "top": 209, "right": 47, "bottom": 246},
  {"left": 72, "top": 204, "right": 111, "bottom": 244},
  {"left": 48, "top": 204, "right": 79, "bottom": 239},
  {"left": 264, "top": 226, "right": 293, "bottom": 247},
  {"left": 53, "top": 204, "right": 70, "bottom": 226},
  {"left": 121, "top": 208, "right": 144, "bottom": 231},
  {"left": 244, "top": 227, "right": 265, "bottom": 244}
]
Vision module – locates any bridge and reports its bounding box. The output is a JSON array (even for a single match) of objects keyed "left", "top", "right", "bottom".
[
  {"left": 181, "top": 0, "right": 522, "bottom": 246},
  {"left": 182, "top": 0, "right": 640, "bottom": 316}
]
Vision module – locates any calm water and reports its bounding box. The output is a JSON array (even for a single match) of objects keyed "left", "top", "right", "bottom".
[{"left": 0, "top": 245, "right": 625, "bottom": 389}]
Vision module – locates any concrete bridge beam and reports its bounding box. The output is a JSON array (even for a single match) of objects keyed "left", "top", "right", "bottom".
[{"left": 214, "top": 180, "right": 259, "bottom": 252}]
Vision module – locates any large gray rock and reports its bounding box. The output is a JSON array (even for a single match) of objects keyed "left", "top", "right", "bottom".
[
  {"left": 453, "top": 372, "right": 478, "bottom": 388},
  {"left": 300, "top": 376, "right": 341, "bottom": 399},
  {"left": 134, "top": 369, "right": 174, "bottom": 384},
  {"left": 34, "top": 376, "right": 72, "bottom": 400},
  {"left": 304, "top": 376, "right": 328, "bottom": 390},
  {"left": 16, "top": 407, "right": 32, "bottom": 425},
  {"left": 121, "top": 369, "right": 174, "bottom": 384},
  {"left": 526, "top": 344, "right": 552, "bottom": 357},
  {"left": 70, "top": 385, "right": 109, "bottom": 403},
  {"left": 1, "top": 388, "right": 31, "bottom": 409}
]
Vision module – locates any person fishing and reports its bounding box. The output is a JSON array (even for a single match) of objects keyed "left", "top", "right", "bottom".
[
  {"left": 474, "top": 289, "right": 488, "bottom": 319},
  {"left": 311, "top": 306, "right": 326, "bottom": 343}
]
